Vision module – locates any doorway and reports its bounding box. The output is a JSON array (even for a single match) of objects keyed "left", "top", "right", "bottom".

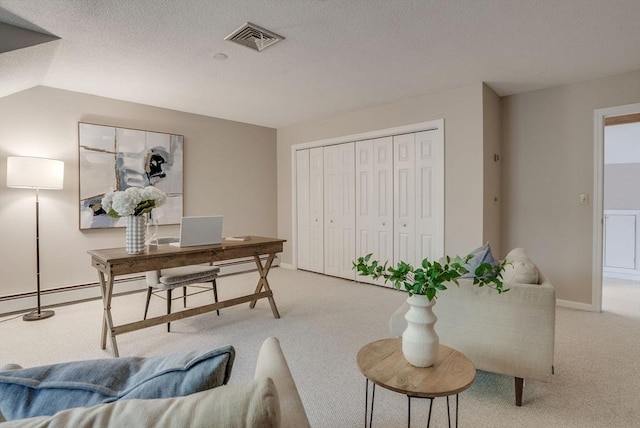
[{"left": 593, "top": 104, "right": 640, "bottom": 313}]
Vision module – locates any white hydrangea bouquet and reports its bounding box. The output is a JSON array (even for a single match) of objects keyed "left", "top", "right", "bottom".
[{"left": 101, "top": 186, "right": 167, "bottom": 218}]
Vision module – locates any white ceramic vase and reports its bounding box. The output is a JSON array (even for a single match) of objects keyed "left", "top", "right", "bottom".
[
  {"left": 125, "top": 215, "right": 146, "bottom": 254},
  {"left": 402, "top": 294, "right": 439, "bottom": 367}
]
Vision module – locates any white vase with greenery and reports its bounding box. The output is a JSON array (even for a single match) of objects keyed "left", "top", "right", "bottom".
[
  {"left": 101, "top": 186, "right": 167, "bottom": 254},
  {"left": 354, "top": 253, "right": 508, "bottom": 367},
  {"left": 124, "top": 215, "right": 147, "bottom": 254},
  {"left": 403, "top": 294, "right": 439, "bottom": 367}
]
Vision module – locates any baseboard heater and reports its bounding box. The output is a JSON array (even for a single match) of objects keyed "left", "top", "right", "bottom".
[{"left": 0, "top": 255, "right": 278, "bottom": 317}]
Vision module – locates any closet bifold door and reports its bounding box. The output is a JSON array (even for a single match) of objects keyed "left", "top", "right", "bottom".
[
  {"left": 324, "top": 143, "right": 355, "bottom": 280},
  {"left": 296, "top": 149, "right": 311, "bottom": 271},
  {"left": 414, "top": 129, "right": 444, "bottom": 263},
  {"left": 394, "top": 133, "right": 418, "bottom": 266},
  {"left": 393, "top": 130, "right": 445, "bottom": 268},
  {"left": 296, "top": 148, "right": 324, "bottom": 274},
  {"left": 355, "top": 137, "right": 394, "bottom": 287},
  {"left": 308, "top": 147, "right": 324, "bottom": 273}
]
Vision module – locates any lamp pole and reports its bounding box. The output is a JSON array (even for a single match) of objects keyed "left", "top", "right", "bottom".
[
  {"left": 23, "top": 187, "right": 55, "bottom": 321},
  {"left": 6, "top": 156, "right": 63, "bottom": 321}
]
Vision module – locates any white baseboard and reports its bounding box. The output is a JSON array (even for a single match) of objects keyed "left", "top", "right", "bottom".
[
  {"left": 0, "top": 256, "right": 277, "bottom": 317},
  {"left": 279, "top": 263, "right": 294, "bottom": 270},
  {"left": 556, "top": 299, "right": 597, "bottom": 312},
  {"left": 603, "top": 271, "right": 640, "bottom": 281},
  {"left": 0, "top": 279, "right": 147, "bottom": 317}
]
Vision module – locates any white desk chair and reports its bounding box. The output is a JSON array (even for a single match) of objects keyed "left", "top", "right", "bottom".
[{"left": 144, "top": 237, "right": 221, "bottom": 332}]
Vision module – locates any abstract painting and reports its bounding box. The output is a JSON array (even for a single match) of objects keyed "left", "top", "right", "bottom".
[{"left": 79, "top": 122, "right": 183, "bottom": 229}]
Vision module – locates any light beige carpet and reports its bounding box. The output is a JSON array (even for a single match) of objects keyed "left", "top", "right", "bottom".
[{"left": 1, "top": 269, "right": 638, "bottom": 427}]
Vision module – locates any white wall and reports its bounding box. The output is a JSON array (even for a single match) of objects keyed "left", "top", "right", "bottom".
[
  {"left": 0, "top": 86, "right": 277, "bottom": 301},
  {"left": 277, "top": 83, "right": 494, "bottom": 267},
  {"left": 502, "top": 71, "right": 640, "bottom": 305}
]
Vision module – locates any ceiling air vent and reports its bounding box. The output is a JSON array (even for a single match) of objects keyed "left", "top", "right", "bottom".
[{"left": 225, "top": 22, "right": 284, "bottom": 52}]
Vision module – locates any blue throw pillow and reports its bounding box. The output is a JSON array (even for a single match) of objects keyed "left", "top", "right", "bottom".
[
  {"left": 0, "top": 345, "right": 234, "bottom": 421},
  {"left": 460, "top": 242, "right": 496, "bottom": 278}
]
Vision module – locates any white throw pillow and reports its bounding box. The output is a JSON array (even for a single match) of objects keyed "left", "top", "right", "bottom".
[{"left": 502, "top": 248, "right": 539, "bottom": 284}]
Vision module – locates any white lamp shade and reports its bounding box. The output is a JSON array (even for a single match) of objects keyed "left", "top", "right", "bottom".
[{"left": 6, "top": 157, "right": 64, "bottom": 189}]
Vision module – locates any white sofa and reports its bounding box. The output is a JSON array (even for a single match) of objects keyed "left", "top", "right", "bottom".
[
  {"left": 390, "top": 256, "right": 556, "bottom": 406},
  {"left": 0, "top": 337, "right": 310, "bottom": 427}
]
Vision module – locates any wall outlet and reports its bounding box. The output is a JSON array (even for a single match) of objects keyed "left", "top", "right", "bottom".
[{"left": 579, "top": 193, "right": 590, "bottom": 205}]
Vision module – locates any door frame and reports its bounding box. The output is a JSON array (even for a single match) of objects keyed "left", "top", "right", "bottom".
[{"left": 592, "top": 103, "right": 640, "bottom": 312}]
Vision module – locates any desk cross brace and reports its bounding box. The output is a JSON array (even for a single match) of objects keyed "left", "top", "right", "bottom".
[{"left": 249, "top": 253, "right": 280, "bottom": 318}]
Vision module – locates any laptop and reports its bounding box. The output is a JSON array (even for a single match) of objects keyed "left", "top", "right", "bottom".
[{"left": 169, "top": 215, "right": 223, "bottom": 247}]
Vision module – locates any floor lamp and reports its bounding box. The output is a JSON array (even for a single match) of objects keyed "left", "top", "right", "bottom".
[{"left": 6, "top": 156, "right": 64, "bottom": 321}]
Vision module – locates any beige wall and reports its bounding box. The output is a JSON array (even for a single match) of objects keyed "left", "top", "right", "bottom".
[
  {"left": 482, "top": 83, "right": 502, "bottom": 257},
  {"left": 277, "top": 83, "right": 488, "bottom": 266},
  {"left": 0, "top": 86, "right": 277, "bottom": 297},
  {"left": 4, "top": 72, "right": 637, "bottom": 308},
  {"left": 501, "top": 71, "right": 640, "bottom": 305}
]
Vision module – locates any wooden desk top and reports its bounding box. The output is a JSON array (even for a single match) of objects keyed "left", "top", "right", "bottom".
[
  {"left": 357, "top": 338, "right": 476, "bottom": 398},
  {"left": 88, "top": 236, "right": 286, "bottom": 276}
]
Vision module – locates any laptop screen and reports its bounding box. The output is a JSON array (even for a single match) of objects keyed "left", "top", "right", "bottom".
[{"left": 176, "top": 215, "right": 223, "bottom": 247}]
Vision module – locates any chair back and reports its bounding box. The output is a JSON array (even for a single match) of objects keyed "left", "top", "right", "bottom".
[{"left": 145, "top": 237, "right": 180, "bottom": 285}]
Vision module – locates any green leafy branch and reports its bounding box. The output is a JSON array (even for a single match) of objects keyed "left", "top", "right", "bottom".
[{"left": 353, "top": 253, "right": 509, "bottom": 301}]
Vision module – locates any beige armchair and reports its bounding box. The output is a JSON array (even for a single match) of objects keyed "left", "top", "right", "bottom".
[
  {"left": 144, "top": 237, "right": 221, "bottom": 331},
  {"left": 390, "top": 266, "right": 555, "bottom": 406}
]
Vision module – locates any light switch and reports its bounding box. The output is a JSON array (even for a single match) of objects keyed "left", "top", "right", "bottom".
[{"left": 579, "top": 193, "right": 590, "bottom": 205}]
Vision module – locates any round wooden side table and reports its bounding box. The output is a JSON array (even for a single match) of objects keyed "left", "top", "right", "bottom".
[{"left": 357, "top": 338, "right": 476, "bottom": 427}]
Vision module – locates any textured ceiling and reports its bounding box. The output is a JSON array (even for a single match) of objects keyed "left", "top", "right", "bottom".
[{"left": 1, "top": 0, "right": 639, "bottom": 128}]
